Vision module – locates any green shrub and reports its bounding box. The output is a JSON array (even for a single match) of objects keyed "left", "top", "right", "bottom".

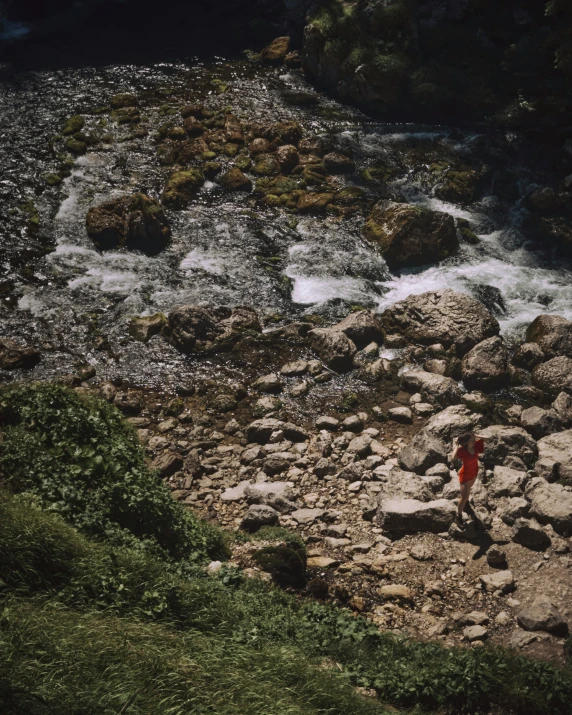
[{"left": 0, "top": 384, "right": 225, "bottom": 563}]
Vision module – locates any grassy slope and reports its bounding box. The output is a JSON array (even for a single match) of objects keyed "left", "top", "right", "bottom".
[{"left": 1, "top": 384, "right": 572, "bottom": 714}]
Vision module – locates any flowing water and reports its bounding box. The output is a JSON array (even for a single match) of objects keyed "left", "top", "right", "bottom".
[{"left": 1, "top": 53, "right": 571, "bottom": 387}]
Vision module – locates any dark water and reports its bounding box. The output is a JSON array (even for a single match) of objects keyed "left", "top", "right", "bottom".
[{"left": 1, "top": 54, "right": 571, "bottom": 388}]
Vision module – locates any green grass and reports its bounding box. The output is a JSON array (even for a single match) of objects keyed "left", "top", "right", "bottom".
[{"left": 0, "top": 384, "right": 225, "bottom": 563}]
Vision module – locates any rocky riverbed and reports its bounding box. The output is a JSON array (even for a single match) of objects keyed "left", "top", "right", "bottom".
[{"left": 1, "top": 20, "right": 572, "bottom": 667}]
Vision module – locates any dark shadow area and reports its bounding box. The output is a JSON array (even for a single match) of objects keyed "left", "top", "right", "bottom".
[{"left": 0, "top": 0, "right": 306, "bottom": 70}]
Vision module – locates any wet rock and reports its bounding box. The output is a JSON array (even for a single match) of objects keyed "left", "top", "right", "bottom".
[
  {"left": 526, "top": 314, "right": 572, "bottom": 358},
  {"left": 520, "top": 406, "right": 562, "bottom": 439},
  {"left": 378, "top": 498, "right": 456, "bottom": 534},
  {"left": 480, "top": 570, "right": 515, "bottom": 594},
  {"left": 488, "top": 466, "right": 527, "bottom": 498},
  {"left": 552, "top": 392, "right": 572, "bottom": 427},
  {"left": 517, "top": 596, "right": 569, "bottom": 636},
  {"left": 261, "top": 36, "right": 290, "bottom": 64},
  {"left": 307, "top": 328, "right": 357, "bottom": 372},
  {"left": 219, "top": 167, "right": 252, "bottom": 191},
  {"left": 388, "top": 406, "right": 413, "bottom": 424},
  {"left": 281, "top": 360, "right": 308, "bottom": 377},
  {"left": 253, "top": 153, "right": 281, "bottom": 176},
  {"left": 532, "top": 356, "right": 572, "bottom": 395},
  {"left": 253, "top": 373, "right": 283, "bottom": 394},
  {"left": 398, "top": 431, "right": 448, "bottom": 474},
  {"left": 323, "top": 152, "right": 355, "bottom": 174},
  {"left": 526, "top": 478, "right": 572, "bottom": 535},
  {"left": 167, "top": 305, "right": 261, "bottom": 354},
  {"left": 275, "top": 144, "right": 299, "bottom": 174},
  {"left": 363, "top": 201, "right": 458, "bottom": 269},
  {"left": 241, "top": 504, "right": 280, "bottom": 532},
  {"left": 525, "top": 187, "right": 562, "bottom": 213},
  {"left": 333, "top": 310, "right": 384, "bottom": 348},
  {"left": 129, "top": 313, "right": 167, "bottom": 342},
  {"left": 113, "top": 391, "right": 142, "bottom": 415},
  {"left": 297, "top": 192, "right": 335, "bottom": 215},
  {"left": 0, "top": 339, "right": 41, "bottom": 370},
  {"left": 479, "top": 425, "right": 538, "bottom": 468},
  {"left": 461, "top": 336, "right": 510, "bottom": 390},
  {"left": 381, "top": 289, "right": 499, "bottom": 355},
  {"left": 512, "top": 342, "right": 545, "bottom": 370},
  {"left": 249, "top": 137, "right": 270, "bottom": 154},
  {"left": 162, "top": 170, "right": 204, "bottom": 209},
  {"left": 86, "top": 193, "right": 171, "bottom": 254},
  {"left": 183, "top": 115, "right": 205, "bottom": 137},
  {"left": 513, "top": 518, "right": 551, "bottom": 550},
  {"left": 401, "top": 369, "right": 462, "bottom": 408}
]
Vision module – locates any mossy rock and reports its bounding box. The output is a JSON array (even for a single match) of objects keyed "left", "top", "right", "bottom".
[
  {"left": 64, "top": 137, "right": 87, "bottom": 155},
  {"left": 203, "top": 162, "right": 222, "bottom": 179},
  {"left": 44, "top": 173, "right": 63, "bottom": 187},
  {"left": 459, "top": 226, "right": 480, "bottom": 245},
  {"left": 110, "top": 93, "right": 138, "bottom": 109},
  {"left": 235, "top": 155, "right": 252, "bottom": 172},
  {"left": 129, "top": 313, "right": 168, "bottom": 342},
  {"left": 62, "top": 115, "right": 85, "bottom": 136},
  {"left": 162, "top": 170, "right": 205, "bottom": 209},
  {"left": 253, "top": 154, "right": 281, "bottom": 176},
  {"left": 338, "top": 391, "right": 359, "bottom": 412},
  {"left": 167, "top": 126, "right": 187, "bottom": 141},
  {"left": 219, "top": 168, "right": 252, "bottom": 192},
  {"left": 164, "top": 397, "right": 185, "bottom": 416},
  {"left": 434, "top": 168, "right": 487, "bottom": 205},
  {"left": 264, "top": 194, "right": 282, "bottom": 207},
  {"left": 224, "top": 143, "right": 240, "bottom": 157},
  {"left": 111, "top": 107, "right": 141, "bottom": 124},
  {"left": 252, "top": 545, "right": 307, "bottom": 588},
  {"left": 335, "top": 186, "right": 366, "bottom": 205},
  {"left": 254, "top": 176, "right": 302, "bottom": 197}
]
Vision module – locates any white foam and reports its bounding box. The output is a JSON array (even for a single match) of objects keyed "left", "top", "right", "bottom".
[
  {"left": 68, "top": 269, "right": 141, "bottom": 294},
  {"left": 180, "top": 249, "right": 225, "bottom": 275}
]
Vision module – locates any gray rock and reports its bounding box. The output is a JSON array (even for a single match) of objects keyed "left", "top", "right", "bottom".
[
  {"left": 307, "top": 328, "right": 357, "bottom": 372},
  {"left": 316, "top": 415, "right": 339, "bottom": 431},
  {"left": 532, "top": 356, "right": 572, "bottom": 395},
  {"left": 314, "top": 457, "right": 336, "bottom": 477},
  {"left": 486, "top": 546, "right": 508, "bottom": 568},
  {"left": 388, "top": 406, "right": 413, "bottom": 424},
  {"left": 378, "top": 466, "right": 434, "bottom": 502},
  {"left": 168, "top": 305, "right": 260, "bottom": 354},
  {"left": 342, "top": 415, "right": 364, "bottom": 432},
  {"left": 291, "top": 508, "right": 325, "bottom": 525},
  {"left": 254, "top": 396, "right": 281, "bottom": 416},
  {"left": 398, "top": 431, "right": 449, "bottom": 475},
  {"left": 535, "top": 430, "right": 572, "bottom": 484},
  {"left": 463, "top": 625, "right": 488, "bottom": 641},
  {"left": 253, "top": 373, "right": 283, "bottom": 394},
  {"left": 526, "top": 314, "right": 572, "bottom": 359},
  {"left": 517, "top": 596, "right": 569, "bottom": 636},
  {"left": 401, "top": 369, "right": 462, "bottom": 408},
  {"left": 456, "top": 611, "right": 490, "bottom": 626},
  {"left": 410, "top": 544, "right": 433, "bottom": 560},
  {"left": 346, "top": 435, "right": 372, "bottom": 458},
  {"left": 150, "top": 451, "right": 183, "bottom": 477},
  {"left": 424, "top": 404, "right": 483, "bottom": 443},
  {"left": 281, "top": 360, "right": 308, "bottom": 376},
  {"left": 461, "top": 336, "right": 510, "bottom": 390},
  {"left": 480, "top": 570, "right": 515, "bottom": 594},
  {"left": 512, "top": 342, "right": 545, "bottom": 370},
  {"left": 381, "top": 289, "right": 499, "bottom": 355},
  {"left": 488, "top": 466, "right": 527, "bottom": 498},
  {"left": 479, "top": 425, "right": 538, "bottom": 468},
  {"left": 333, "top": 310, "right": 384, "bottom": 348},
  {"left": 241, "top": 504, "right": 279, "bottom": 532},
  {"left": 263, "top": 455, "right": 291, "bottom": 475},
  {"left": 462, "top": 391, "right": 493, "bottom": 413},
  {"left": 520, "top": 406, "right": 562, "bottom": 439},
  {"left": 526, "top": 478, "right": 572, "bottom": 535},
  {"left": 513, "top": 518, "right": 551, "bottom": 549},
  {"left": 552, "top": 392, "right": 572, "bottom": 427},
  {"left": 246, "top": 418, "right": 308, "bottom": 444},
  {"left": 500, "top": 497, "right": 530, "bottom": 526},
  {"left": 426, "top": 462, "right": 450, "bottom": 478},
  {"left": 378, "top": 498, "right": 457, "bottom": 533},
  {"left": 337, "top": 463, "right": 364, "bottom": 481}
]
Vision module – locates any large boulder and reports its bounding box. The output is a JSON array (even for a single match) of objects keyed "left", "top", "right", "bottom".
[
  {"left": 479, "top": 425, "right": 538, "bottom": 468},
  {"left": 363, "top": 201, "right": 458, "bottom": 269},
  {"left": 532, "top": 356, "right": 572, "bottom": 395},
  {"left": 526, "top": 314, "right": 572, "bottom": 359},
  {"left": 0, "top": 339, "right": 41, "bottom": 370},
  {"left": 246, "top": 418, "right": 308, "bottom": 444},
  {"left": 333, "top": 310, "right": 383, "bottom": 348},
  {"left": 552, "top": 392, "right": 572, "bottom": 427},
  {"left": 535, "top": 430, "right": 572, "bottom": 484},
  {"left": 424, "top": 404, "right": 484, "bottom": 443},
  {"left": 241, "top": 504, "right": 279, "bottom": 532},
  {"left": 307, "top": 328, "right": 357, "bottom": 372},
  {"left": 377, "top": 498, "right": 457, "bottom": 534},
  {"left": 260, "top": 36, "right": 290, "bottom": 64},
  {"left": 461, "top": 336, "right": 510, "bottom": 390},
  {"left": 381, "top": 289, "right": 499, "bottom": 355},
  {"left": 86, "top": 193, "right": 171, "bottom": 254},
  {"left": 401, "top": 369, "right": 462, "bottom": 408},
  {"left": 526, "top": 477, "right": 572, "bottom": 535},
  {"left": 517, "top": 596, "right": 569, "bottom": 636},
  {"left": 398, "top": 431, "right": 449, "bottom": 475},
  {"left": 377, "top": 466, "right": 434, "bottom": 502},
  {"left": 166, "top": 305, "right": 261, "bottom": 354},
  {"left": 520, "top": 406, "right": 562, "bottom": 439}
]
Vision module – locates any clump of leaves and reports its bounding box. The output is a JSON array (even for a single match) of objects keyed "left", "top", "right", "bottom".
[{"left": 0, "top": 384, "right": 225, "bottom": 563}]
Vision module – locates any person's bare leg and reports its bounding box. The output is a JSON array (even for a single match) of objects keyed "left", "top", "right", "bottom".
[{"left": 458, "top": 479, "right": 475, "bottom": 519}]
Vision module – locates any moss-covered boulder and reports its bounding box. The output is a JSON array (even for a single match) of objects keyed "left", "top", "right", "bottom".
[
  {"left": 62, "top": 115, "right": 85, "bottom": 136},
  {"left": 129, "top": 313, "right": 168, "bottom": 342},
  {"left": 64, "top": 136, "right": 87, "bottom": 155},
  {"left": 86, "top": 193, "right": 171, "bottom": 254},
  {"left": 364, "top": 201, "right": 458, "bottom": 269},
  {"left": 111, "top": 106, "right": 141, "bottom": 124},
  {"left": 110, "top": 93, "right": 138, "bottom": 109},
  {"left": 297, "top": 192, "right": 335, "bottom": 215},
  {"left": 162, "top": 170, "right": 204, "bottom": 209},
  {"left": 324, "top": 152, "right": 355, "bottom": 174},
  {"left": 183, "top": 115, "right": 205, "bottom": 137},
  {"left": 434, "top": 167, "right": 489, "bottom": 205},
  {"left": 219, "top": 168, "right": 252, "bottom": 191},
  {"left": 253, "top": 154, "right": 281, "bottom": 176},
  {"left": 261, "top": 36, "right": 291, "bottom": 65}
]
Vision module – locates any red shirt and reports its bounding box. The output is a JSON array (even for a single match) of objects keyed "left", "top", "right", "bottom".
[{"left": 458, "top": 439, "right": 484, "bottom": 483}]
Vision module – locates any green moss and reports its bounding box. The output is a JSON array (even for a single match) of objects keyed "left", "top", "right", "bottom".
[
  {"left": 62, "top": 115, "right": 85, "bottom": 136},
  {"left": 162, "top": 169, "right": 205, "bottom": 209},
  {"left": 109, "top": 93, "right": 138, "bottom": 109},
  {"left": 252, "top": 545, "right": 307, "bottom": 588},
  {"left": 64, "top": 137, "right": 87, "bottom": 155},
  {"left": 459, "top": 226, "right": 480, "bottom": 245},
  {"left": 43, "top": 173, "right": 63, "bottom": 187}
]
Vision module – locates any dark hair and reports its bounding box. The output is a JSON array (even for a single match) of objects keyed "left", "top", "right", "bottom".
[{"left": 458, "top": 431, "right": 475, "bottom": 447}]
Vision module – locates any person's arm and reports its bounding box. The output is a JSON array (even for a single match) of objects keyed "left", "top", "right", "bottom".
[{"left": 451, "top": 439, "right": 461, "bottom": 462}]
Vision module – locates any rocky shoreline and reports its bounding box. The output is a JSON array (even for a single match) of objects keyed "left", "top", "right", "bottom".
[{"left": 4, "top": 288, "right": 571, "bottom": 662}]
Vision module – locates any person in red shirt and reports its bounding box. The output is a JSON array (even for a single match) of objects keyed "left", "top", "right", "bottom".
[{"left": 452, "top": 431, "right": 486, "bottom": 527}]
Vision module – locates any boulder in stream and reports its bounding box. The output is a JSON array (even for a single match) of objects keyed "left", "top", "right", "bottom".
[{"left": 166, "top": 305, "right": 261, "bottom": 354}]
